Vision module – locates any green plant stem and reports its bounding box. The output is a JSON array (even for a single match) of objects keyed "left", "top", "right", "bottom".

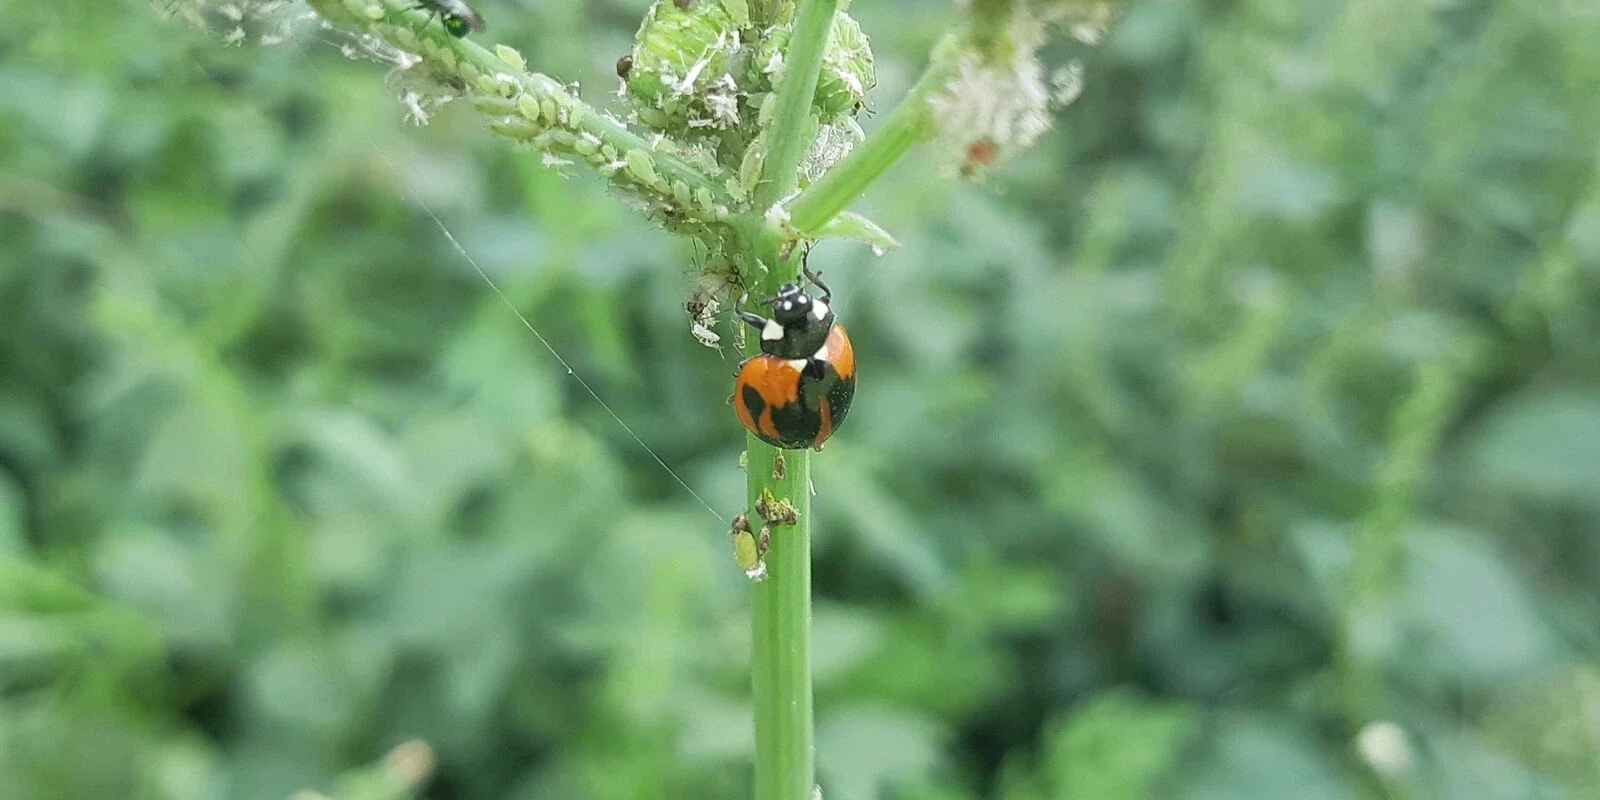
[
  {"left": 742, "top": 1, "right": 840, "bottom": 794},
  {"left": 737, "top": 2, "right": 863, "bottom": 795},
  {"left": 753, "top": 0, "right": 842, "bottom": 212},
  {"left": 306, "top": 0, "right": 731, "bottom": 219},
  {"left": 739, "top": 229, "right": 814, "bottom": 800},
  {"left": 748, "top": 441, "right": 813, "bottom": 800},
  {"left": 967, "top": 0, "right": 1017, "bottom": 62},
  {"left": 786, "top": 36, "right": 959, "bottom": 234}
]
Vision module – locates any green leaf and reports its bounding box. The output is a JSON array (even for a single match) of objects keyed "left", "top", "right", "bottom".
[
  {"left": 811, "top": 603, "right": 885, "bottom": 684},
  {"left": 247, "top": 643, "right": 360, "bottom": 734},
  {"left": 1037, "top": 690, "right": 1197, "bottom": 800},
  {"left": 1428, "top": 729, "right": 1569, "bottom": 800},
  {"left": 0, "top": 476, "right": 22, "bottom": 558},
  {"left": 0, "top": 615, "right": 79, "bottom": 684},
  {"left": 1466, "top": 389, "right": 1600, "bottom": 506},
  {"left": 817, "top": 706, "right": 944, "bottom": 800},
  {"left": 1404, "top": 525, "right": 1555, "bottom": 684},
  {"left": 1179, "top": 713, "right": 1356, "bottom": 800},
  {"left": 811, "top": 211, "right": 901, "bottom": 254},
  {"left": 91, "top": 522, "right": 229, "bottom": 650}
]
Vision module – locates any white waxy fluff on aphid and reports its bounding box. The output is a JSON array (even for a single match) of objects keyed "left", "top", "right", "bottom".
[
  {"left": 402, "top": 90, "right": 431, "bottom": 124},
  {"left": 672, "top": 30, "right": 725, "bottom": 95},
  {"left": 930, "top": 1, "right": 1111, "bottom": 170},
  {"left": 1066, "top": 1, "right": 1113, "bottom": 44},
  {"left": 1051, "top": 60, "right": 1085, "bottom": 106},
  {"left": 379, "top": 45, "right": 464, "bottom": 127},
  {"left": 691, "top": 322, "right": 721, "bottom": 347},
  {"left": 155, "top": 0, "right": 315, "bottom": 46},
  {"left": 687, "top": 274, "right": 729, "bottom": 349},
  {"left": 675, "top": 57, "right": 709, "bottom": 94},
  {"left": 1071, "top": 21, "right": 1106, "bottom": 44},
  {"left": 704, "top": 74, "right": 742, "bottom": 128},
  {"left": 800, "top": 122, "right": 864, "bottom": 182},
  {"left": 929, "top": 12, "right": 1053, "bottom": 156},
  {"left": 834, "top": 66, "right": 863, "bottom": 97}
]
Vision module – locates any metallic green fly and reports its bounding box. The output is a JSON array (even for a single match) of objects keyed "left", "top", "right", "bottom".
[{"left": 414, "top": 0, "right": 485, "bottom": 37}]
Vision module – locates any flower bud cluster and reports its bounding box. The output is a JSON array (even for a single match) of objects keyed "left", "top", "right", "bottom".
[
  {"left": 934, "top": 0, "right": 1112, "bottom": 176},
  {"left": 622, "top": 0, "right": 874, "bottom": 131},
  {"left": 620, "top": 0, "right": 876, "bottom": 190}
]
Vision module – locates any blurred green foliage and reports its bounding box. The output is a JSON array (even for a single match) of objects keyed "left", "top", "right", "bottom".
[{"left": 3, "top": 0, "right": 1600, "bottom": 798}]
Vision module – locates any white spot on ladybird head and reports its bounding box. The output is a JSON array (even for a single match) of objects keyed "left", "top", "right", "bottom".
[
  {"left": 780, "top": 301, "right": 793, "bottom": 312},
  {"left": 812, "top": 300, "right": 829, "bottom": 320},
  {"left": 762, "top": 319, "right": 784, "bottom": 341}
]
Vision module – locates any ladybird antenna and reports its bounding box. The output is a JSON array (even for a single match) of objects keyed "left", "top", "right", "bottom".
[{"left": 276, "top": 44, "right": 729, "bottom": 526}]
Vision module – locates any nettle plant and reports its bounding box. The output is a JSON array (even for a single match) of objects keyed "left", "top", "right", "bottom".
[{"left": 158, "top": 0, "right": 1109, "bottom": 796}]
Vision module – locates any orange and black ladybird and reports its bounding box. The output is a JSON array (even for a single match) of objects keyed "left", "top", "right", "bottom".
[{"left": 732, "top": 267, "right": 855, "bottom": 450}]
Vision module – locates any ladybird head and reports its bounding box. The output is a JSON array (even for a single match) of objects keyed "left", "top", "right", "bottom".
[
  {"left": 768, "top": 282, "right": 820, "bottom": 326},
  {"left": 757, "top": 283, "right": 834, "bottom": 358}
]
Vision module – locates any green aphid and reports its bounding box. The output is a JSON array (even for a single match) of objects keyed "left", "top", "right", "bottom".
[{"left": 414, "top": 0, "right": 485, "bottom": 37}]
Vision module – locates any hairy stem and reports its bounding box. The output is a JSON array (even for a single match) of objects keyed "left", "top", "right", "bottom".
[
  {"left": 786, "top": 34, "right": 959, "bottom": 234},
  {"left": 753, "top": 0, "right": 842, "bottom": 211},
  {"left": 306, "top": 0, "right": 731, "bottom": 221},
  {"left": 738, "top": 212, "right": 815, "bottom": 797},
  {"left": 740, "top": 4, "right": 840, "bottom": 795},
  {"left": 748, "top": 441, "right": 813, "bottom": 800}
]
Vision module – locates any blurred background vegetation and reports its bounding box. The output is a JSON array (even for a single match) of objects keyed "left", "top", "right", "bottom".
[{"left": 4, "top": 0, "right": 1600, "bottom": 798}]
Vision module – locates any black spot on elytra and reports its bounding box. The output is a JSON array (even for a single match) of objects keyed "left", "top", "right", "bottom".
[
  {"left": 825, "top": 372, "right": 855, "bottom": 431},
  {"left": 741, "top": 384, "right": 767, "bottom": 421}
]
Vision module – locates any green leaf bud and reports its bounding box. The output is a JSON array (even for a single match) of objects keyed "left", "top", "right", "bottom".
[
  {"left": 625, "top": 0, "right": 742, "bottom": 131},
  {"left": 753, "top": 12, "right": 874, "bottom": 122}
]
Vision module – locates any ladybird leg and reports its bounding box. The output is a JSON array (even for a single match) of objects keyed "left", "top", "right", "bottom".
[
  {"left": 802, "top": 265, "right": 831, "bottom": 304},
  {"left": 733, "top": 292, "right": 770, "bottom": 330}
]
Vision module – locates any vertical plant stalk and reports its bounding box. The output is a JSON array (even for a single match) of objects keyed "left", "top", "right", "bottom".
[
  {"left": 754, "top": 0, "right": 843, "bottom": 211},
  {"left": 1338, "top": 355, "right": 1467, "bottom": 799},
  {"left": 785, "top": 38, "right": 957, "bottom": 234},
  {"left": 746, "top": 0, "right": 840, "bottom": 797},
  {"left": 748, "top": 446, "right": 813, "bottom": 800}
]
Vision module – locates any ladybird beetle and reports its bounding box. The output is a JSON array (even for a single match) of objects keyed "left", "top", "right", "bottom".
[{"left": 732, "top": 267, "right": 855, "bottom": 450}]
